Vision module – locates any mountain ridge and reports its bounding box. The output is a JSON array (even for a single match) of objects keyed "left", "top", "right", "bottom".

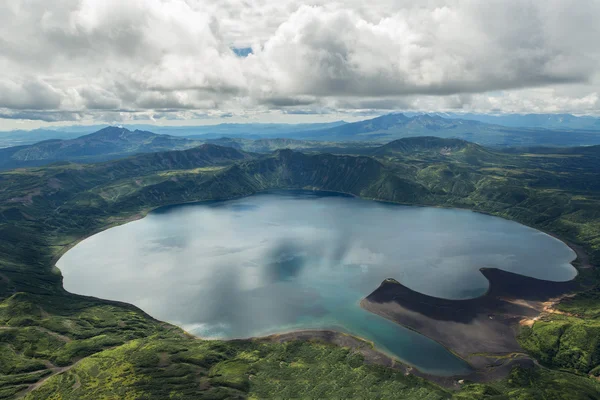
[
  {"left": 3, "top": 115, "right": 600, "bottom": 171},
  {"left": 425, "top": 112, "right": 600, "bottom": 130},
  {"left": 288, "top": 113, "right": 600, "bottom": 147},
  {"left": 0, "top": 126, "right": 201, "bottom": 169}
]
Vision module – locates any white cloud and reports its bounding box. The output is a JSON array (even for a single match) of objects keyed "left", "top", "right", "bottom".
[
  {"left": 1, "top": 0, "right": 600, "bottom": 124},
  {"left": 0, "top": 78, "right": 63, "bottom": 109}
]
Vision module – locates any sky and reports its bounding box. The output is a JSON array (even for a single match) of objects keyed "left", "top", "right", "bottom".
[{"left": 1, "top": 0, "right": 600, "bottom": 129}]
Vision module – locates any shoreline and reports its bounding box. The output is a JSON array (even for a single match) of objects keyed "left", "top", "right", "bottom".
[
  {"left": 359, "top": 267, "right": 581, "bottom": 384},
  {"left": 192, "top": 322, "right": 469, "bottom": 379},
  {"left": 50, "top": 188, "right": 595, "bottom": 384},
  {"left": 253, "top": 329, "right": 474, "bottom": 389},
  {"left": 52, "top": 187, "right": 591, "bottom": 275}
]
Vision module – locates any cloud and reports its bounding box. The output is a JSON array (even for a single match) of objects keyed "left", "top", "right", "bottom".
[
  {"left": 1, "top": 0, "right": 600, "bottom": 123},
  {"left": 0, "top": 78, "right": 63, "bottom": 110},
  {"left": 282, "top": 109, "right": 327, "bottom": 115},
  {"left": 0, "top": 109, "right": 84, "bottom": 122},
  {"left": 77, "top": 86, "right": 122, "bottom": 110},
  {"left": 251, "top": 3, "right": 597, "bottom": 97},
  {"left": 261, "top": 96, "right": 318, "bottom": 107}
]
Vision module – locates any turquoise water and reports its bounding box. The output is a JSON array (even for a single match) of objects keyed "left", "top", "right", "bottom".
[{"left": 57, "top": 191, "right": 576, "bottom": 375}]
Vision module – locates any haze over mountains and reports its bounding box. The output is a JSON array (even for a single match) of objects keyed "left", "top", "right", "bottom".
[
  {"left": 420, "top": 113, "right": 600, "bottom": 130},
  {"left": 0, "top": 121, "right": 347, "bottom": 148},
  {"left": 281, "top": 113, "right": 600, "bottom": 146},
  {"left": 2, "top": 113, "right": 600, "bottom": 170},
  {"left": 0, "top": 127, "right": 379, "bottom": 170}
]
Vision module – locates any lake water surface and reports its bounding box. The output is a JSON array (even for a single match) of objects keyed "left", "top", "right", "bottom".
[{"left": 58, "top": 191, "right": 577, "bottom": 375}]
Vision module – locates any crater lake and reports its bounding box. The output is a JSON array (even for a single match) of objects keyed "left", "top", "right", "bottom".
[{"left": 57, "top": 191, "right": 577, "bottom": 375}]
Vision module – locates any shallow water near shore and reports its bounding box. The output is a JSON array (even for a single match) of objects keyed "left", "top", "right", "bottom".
[{"left": 57, "top": 190, "right": 576, "bottom": 375}]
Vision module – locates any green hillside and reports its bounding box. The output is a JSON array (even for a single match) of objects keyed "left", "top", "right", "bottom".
[
  {"left": 0, "top": 127, "right": 201, "bottom": 170},
  {"left": 1, "top": 139, "right": 600, "bottom": 399},
  {"left": 205, "top": 137, "right": 378, "bottom": 154}
]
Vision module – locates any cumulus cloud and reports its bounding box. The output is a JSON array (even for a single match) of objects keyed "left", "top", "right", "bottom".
[
  {"left": 245, "top": 1, "right": 599, "bottom": 102},
  {"left": 1, "top": 0, "right": 600, "bottom": 123},
  {"left": 0, "top": 78, "right": 64, "bottom": 110}
]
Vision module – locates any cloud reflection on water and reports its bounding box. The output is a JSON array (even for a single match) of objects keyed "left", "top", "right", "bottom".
[{"left": 57, "top": 191, "right": 576, "bottom": 374}]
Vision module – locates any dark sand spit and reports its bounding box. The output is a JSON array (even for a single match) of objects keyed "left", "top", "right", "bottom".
[{"left": 359, "top": 268, "right": 581, "bottom": 384}]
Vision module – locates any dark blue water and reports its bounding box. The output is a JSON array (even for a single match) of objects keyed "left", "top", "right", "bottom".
[{"left": 58, "top": 191, "right": 576, "bottom": 375}]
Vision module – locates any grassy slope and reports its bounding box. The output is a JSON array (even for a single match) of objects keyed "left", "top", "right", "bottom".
[
  {"left": 454, "top": 367, "right": 600, "bottom": 400},
  {"left": 518, "top": 290, "right": 600, "bottom": 376},
  {"left": 25, "top": 339, "right": 449, "bottom": 400},
  {"left": 1, "top": 139, "right": 600, "bottom": 398}
]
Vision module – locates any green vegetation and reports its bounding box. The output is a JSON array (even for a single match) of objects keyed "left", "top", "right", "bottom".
[
  {"left": 519, "top": 313, "right": 600, "bottom": 375},
  {"left": 0, "top": 126, "right": 378, "bottom": 170},
  {"left": 518, "top": 287, "right": 600, "bottom": 376},
  {"left": 20, "top": 336, "right": 600, "bottom": 400},
  {"left": 558, "top": 289, "right": 600, "bottom": 319},
  {"left": 23, "top": 339, "right": 450, "bottom": 400},
  {"left": 0, "top": 127, "right": 202, "bottom": 170},
  {"left": 453, "top": 367, "right": 600, "bottom": 400},
  {"left": 1, "top": 137, "right": 600, "bottom": 398}
]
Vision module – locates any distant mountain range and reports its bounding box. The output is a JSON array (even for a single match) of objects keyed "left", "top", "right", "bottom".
[
  {"left": 0, "top": 127, "right": 199, "bottom": 169},
  {"left": 0, "top": 127, "right": 377, "bottom": 170},
  {"left": 422, "top": 112, "right": 600, "bottom": 130},
  {"left": 3, "top": 112, "right": 600, "bottom": 149},
  {"left": 0, "top": 121, "right": 347, "bottom": 148},
  {"left": 287, "top": 113, "right": 600, "bottom": 147},
  {"left": 2, "top": 113, "right": 600, "bottom": 170},
  {"left": 288, "top": 114, "right": 486, "bottom": 140}
]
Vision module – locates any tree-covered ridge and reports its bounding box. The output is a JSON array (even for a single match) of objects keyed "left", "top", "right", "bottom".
[{"left": 0, "top": 137, "right": 599, "bottom": 398}]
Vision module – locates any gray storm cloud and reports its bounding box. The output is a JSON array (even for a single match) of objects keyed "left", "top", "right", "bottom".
[{"left": 1, "top": 0, "right": 599, "bottom": 121}]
